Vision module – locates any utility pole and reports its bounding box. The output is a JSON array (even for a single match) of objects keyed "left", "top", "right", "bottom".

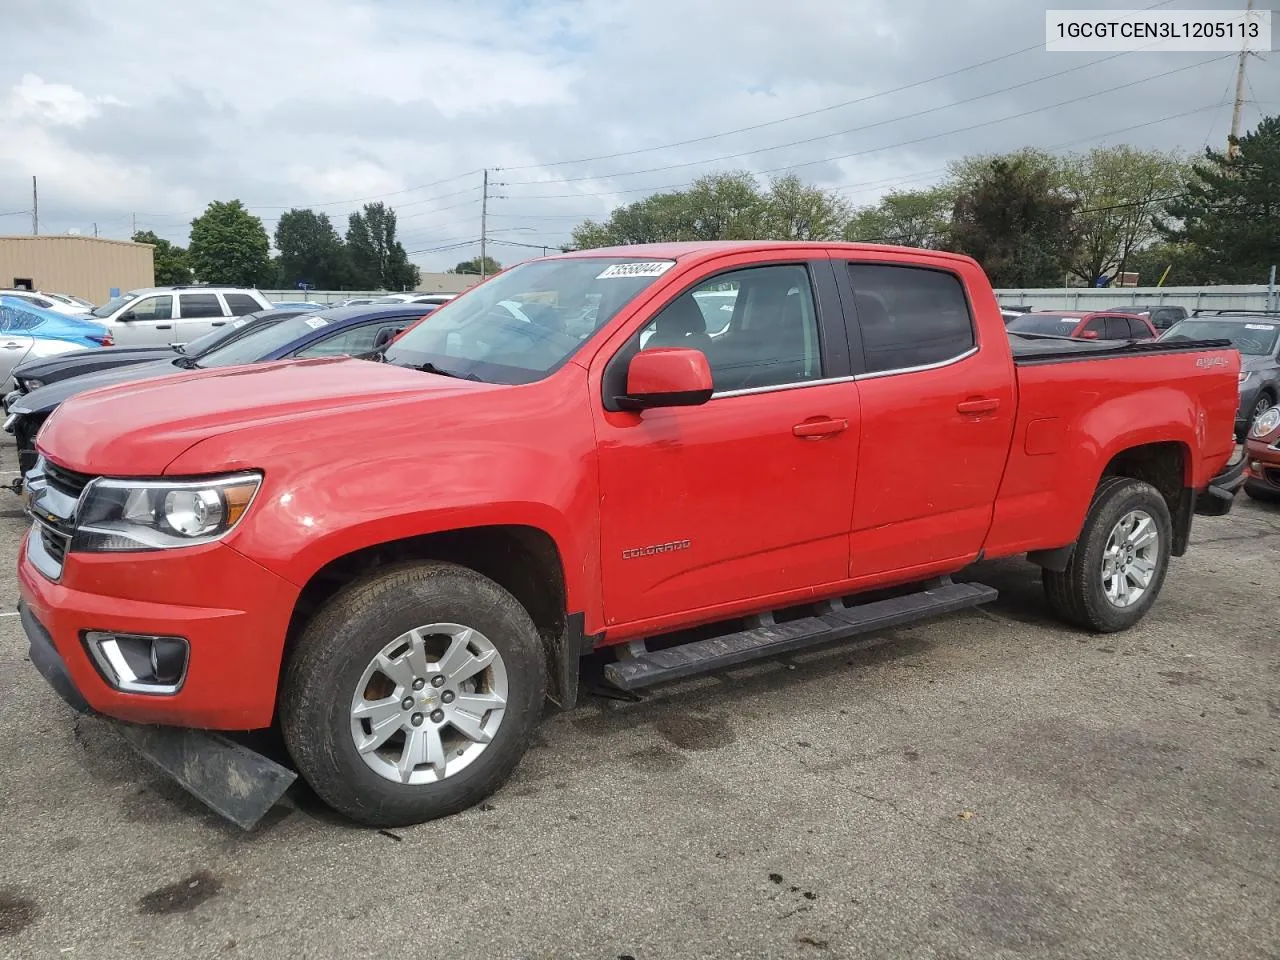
[
  {"left": 93, "top": 222, "right": 98, "bottom": 238},
  {"left": 131, "top": 212, "right": 137, "bottom": 236},
  {"left": 480, "top": 169, "right": 489, "bottom": 281},
  {"left": 1228, "top": 0, "right": 1255, "bottom": 159},
  {"left": 31, "top": 176, "right": 38, "bottom": 235}
]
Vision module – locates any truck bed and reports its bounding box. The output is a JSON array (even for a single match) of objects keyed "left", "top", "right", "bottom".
[{"left": 1008, "top": 333, "right": 1234, "bottom": 363}]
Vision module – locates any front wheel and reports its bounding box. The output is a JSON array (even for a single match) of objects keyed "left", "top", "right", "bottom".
[
  {"left": 1043, "top": 477, "right": 1172, "bottom": 632},
  {"left": 280, "top": 561, "right": 547, "bottom": 827}
]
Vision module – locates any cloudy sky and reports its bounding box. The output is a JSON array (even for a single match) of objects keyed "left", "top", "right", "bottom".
[{"left": 2, "top": 0, "right": 1276, "bottom": 273}]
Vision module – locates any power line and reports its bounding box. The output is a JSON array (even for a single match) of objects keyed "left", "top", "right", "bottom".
[
  {"left": 505, "top": 54, "right": 1232, "bottom": 201},
  {"left": 493, "top": 0, "right": 1181, "bottom": 174}
]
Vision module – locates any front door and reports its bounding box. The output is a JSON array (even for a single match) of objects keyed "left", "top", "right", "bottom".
[
  {"left": 112, "top": 293, "right": 175, "bottom": 346},
  {"left": 592, "top": 257, "right": 860, "bottom": 633},
  {"left": 841, "top": 259, "right": 1016, "bottom": 579}
]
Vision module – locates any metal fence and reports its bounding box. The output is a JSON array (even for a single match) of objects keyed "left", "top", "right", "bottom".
[{"left": 994, "top": 284, "right": 1279, "bottom": 313}]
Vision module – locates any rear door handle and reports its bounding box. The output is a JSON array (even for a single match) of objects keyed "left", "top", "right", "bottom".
[
  {"left": 957, "top": 398, "right": 1000, "bottom": 414},
  {"left": 2, "top": 341, "right": 23, "bottom": 349},
  {"left": 793, "top": 417, "right": 849, "bottom": 439}
]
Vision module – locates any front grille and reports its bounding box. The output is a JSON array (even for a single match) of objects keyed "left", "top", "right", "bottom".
[
  {"left": 1266, "top": 468, "right": 1280, "bottom": 487},
  {"left": 39, "top": 523, "right": 69, "bottom": 565},
  {"left": 42, "top": 458, "right": 92, "bottom": 501}
]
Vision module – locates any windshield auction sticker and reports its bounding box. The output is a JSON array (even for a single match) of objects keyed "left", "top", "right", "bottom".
[
  {"left": 596, "top": 261, "right": 676, "bottom": 280},
  {"left": 1046, "top": 9, "right": 1271, "bottom": 51}
]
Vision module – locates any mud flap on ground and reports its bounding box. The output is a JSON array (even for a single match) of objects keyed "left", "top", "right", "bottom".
[{"left": 112, "top": 722, "right": 297, "bottom": 830}]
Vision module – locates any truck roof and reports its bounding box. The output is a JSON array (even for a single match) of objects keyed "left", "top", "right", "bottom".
[{"left": 552, "top": 240, "right": 977, "bottom": 266}]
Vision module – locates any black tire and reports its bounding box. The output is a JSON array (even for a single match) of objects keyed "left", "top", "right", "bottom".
[
  {"left": 1043, "top": 476, "right": 1173, "bottom": 633},
  {"left": 280, "top": 561, "right": 547, "bottom": 828},
  {"left": 1244, "top": 477, "right": 1280, "bottom": 504}
]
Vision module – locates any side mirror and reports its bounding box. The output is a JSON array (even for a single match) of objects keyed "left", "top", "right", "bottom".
[
  {"left": 1079, "top": 330, "right": 1099, "bottom": 340},
  {"left": 616, "top": 347, "right": 713, "bottom": 411},
  {"left": 118, "top": 311, "right": 136, "bottom": 322}
]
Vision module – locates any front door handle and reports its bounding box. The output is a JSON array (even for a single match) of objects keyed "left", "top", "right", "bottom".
[
  {"left": 1, "top": 342, "right": 23, "bottom": 349},
  {"left": 793, "top": 417, "right": 849, "bottom": 439},
  {"left": 156, "top": 324, "right": 172, "bottom": 330},
  {"left": 211, "top": 321, "right": 226, "bottom": 327},
  {"left": 957, "top": 397, "right": 1000, "bottom": 414}
]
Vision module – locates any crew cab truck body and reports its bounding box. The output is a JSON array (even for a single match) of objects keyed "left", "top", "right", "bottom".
[{"left": 17, "top": 241, "right": 1244, "bottom": 828}]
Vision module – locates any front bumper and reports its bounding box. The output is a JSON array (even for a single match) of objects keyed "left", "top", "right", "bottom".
[
  {"left": 18, "top": 533, "right": 300, "bottom": 730},
  {"left": 1244, "top": 437, "right": 1280, "bottom": 492}
]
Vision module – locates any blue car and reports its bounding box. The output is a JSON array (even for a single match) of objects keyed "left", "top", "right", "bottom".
[
  {"left": 6, "top": 304, "right": 436, "bottom": 473},
  {"left": 0, "top": 296, "right": 113, "bottom": 394}
]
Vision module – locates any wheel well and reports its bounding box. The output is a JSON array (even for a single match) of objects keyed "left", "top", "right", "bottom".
[
  {"left": 1101, "top": 440, "right": 1192, "bottom": 555},
  {"left": 284, "top": 524, "right": 567, "bottom": 677}
]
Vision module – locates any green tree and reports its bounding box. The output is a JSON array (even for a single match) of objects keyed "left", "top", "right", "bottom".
[
  {"left": 1123, "top": 241, "right": 1196, "bottom": 286},
  {"left": 274, "top": 209, "right": 345, "bottom": 289},
  {"left": 843, "top": 186, "right": 954, "bottom": 248},
  {"left": 759, "top": 174, "right": 849, "bottom": 240},
  {"left": 1158, "top": 114, "right": 1280, "bottom": 283},
  {"left": 131, "top": 230, "right": 193, "bottom": 285},
  {"left": 345, "top": 202, "right": 420, "bottom": 290},
  {"left": 187, "top": 200, "right": 272, "bottom": 286},
  {"left": 949, "top": 158, "right": 1078, "bottom": 287},
  {"left": 450, "top": 256, "right": 503, "bottom": 275},
  {"left": 1061, "top": 146, "right": 1190, "bottom": 285}
]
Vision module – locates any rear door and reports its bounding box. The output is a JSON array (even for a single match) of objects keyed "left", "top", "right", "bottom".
[
  {"left": 1104, "top": 316, "right": 1132, "bottom": 340},
  {"left": 839, "top": 257, "right": 1016, "bottom": 579},
  {"left": 0, "top": 302, "right": 36, "bottom": 385},
  {"left": 174, "top": 292, "right": 227, "bottom": 343}
]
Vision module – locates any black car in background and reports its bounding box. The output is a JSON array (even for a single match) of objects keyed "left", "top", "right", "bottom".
[
  {"left": 1159, "top": 313, "right": 1280, "bottom": 438},
  {"left": 3, "top": 306, "right": 310, "bottom": 407},
  {"left": 1126, "top": 304, "right": 1189, "bottom": 331},
  {"left": 5, "top": 304, "right": 432, "bottom": 475}
]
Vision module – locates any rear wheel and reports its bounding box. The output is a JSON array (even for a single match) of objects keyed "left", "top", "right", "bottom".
[
  {"left": 1043, "top": 477, "right": 1172, "bottom": 632},
  {"left": 280, "top": 561, "right": 547, "bottom": 827}
]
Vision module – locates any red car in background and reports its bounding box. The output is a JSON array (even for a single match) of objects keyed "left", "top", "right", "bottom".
[{"left": 1005, "top": 310, "right": 1159, "bottom": 341}]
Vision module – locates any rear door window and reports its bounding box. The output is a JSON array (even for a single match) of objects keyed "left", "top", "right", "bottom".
[
  {"left": 1105, "top": 317, "right": 1131, "bottom": 339},
  {"left": 179, "top": 293, "right": 224, "bottom": 318},
  {"left": 222, "top": 293, "right": 262, "bottom": 316},
  {"left": 1126, "top": 317, "right": 1150, "bottom": 339},
  {"left": 845, "top": 264, "right": 975, "bottom": 373}
]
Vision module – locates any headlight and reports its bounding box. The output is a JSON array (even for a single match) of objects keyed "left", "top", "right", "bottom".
[
  {"left": 22, "top": 379, "right": 44, "bottom": 391},
  {"left": 1250, "top": 406, "right": 1280, "bottom": 440},
  {"left": 72, "top": 472, "right": 262, "bottom": 552}
]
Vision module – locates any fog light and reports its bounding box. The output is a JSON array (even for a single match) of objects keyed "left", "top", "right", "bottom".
[{"left": 83, "top": 631, "right": 189, "bottom": 695}]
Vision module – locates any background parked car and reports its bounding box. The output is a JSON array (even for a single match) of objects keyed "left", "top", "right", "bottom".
[
  {"left": 5, "top": 304, "right": 434, "bottom": 474},
  {"left": 272, "top": 300, "right": 329, "bottom": 310},
  {"left": 1243, "top": 405, "right": 1280, "bottom": 503},
  {"left": 371, "top": 293, "right": 458, "bottom": 306},
  {"left": 0, "top": 296, "right": 112, "bottom": 394},
  {"left": 5, "top": 306, "right": 312, "bottom": 404},
  {"left": 88, "top": 285, "right": 274, "bottom": 346},
  {"left": 1004, "top": 310, "right": 1158, "bottom": 341},
  {"left": 0, "top": 290, "right": 94, "bottom": 315},
  {"left": 1159, "top": 313, "right": 1280, "bottom": 437},
  {"left": 1125, "top": 304, "right": 1189, "bottom": 331}
]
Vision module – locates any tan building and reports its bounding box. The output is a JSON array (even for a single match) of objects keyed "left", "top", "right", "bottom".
[
  {"left": 0, "top": 235, "right": 155, "bottom": 306},
  {"left": 414, "top": 271, "right": 484, "bottom": 295}
]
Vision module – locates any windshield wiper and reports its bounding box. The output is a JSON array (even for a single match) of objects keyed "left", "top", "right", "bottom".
[
  {"left": 173, "top": 356, "right": 201, "bottom": 370},
  {"left": 415, "top": 361, "right": 483, "bottom": 382}
]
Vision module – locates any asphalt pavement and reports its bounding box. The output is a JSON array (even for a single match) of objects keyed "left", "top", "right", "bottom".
[{"left": 1, "top": 489, "right": 1278, "bottom": 960}]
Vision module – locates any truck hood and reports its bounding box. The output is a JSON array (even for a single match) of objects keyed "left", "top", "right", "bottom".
[{"left": 37, "top": 357, "right": 492, "bottom": 476}]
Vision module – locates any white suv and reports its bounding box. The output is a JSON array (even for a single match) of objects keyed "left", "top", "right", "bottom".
[{"left": 89, "top": 286, "right": 273, "bottom": 346}]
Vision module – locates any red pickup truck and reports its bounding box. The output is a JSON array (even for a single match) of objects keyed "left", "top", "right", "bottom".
[{"left": 17, "top": 241, "right": 1245, "bottom": 828}]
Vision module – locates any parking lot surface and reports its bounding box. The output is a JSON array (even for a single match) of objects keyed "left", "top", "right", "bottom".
[{"left": 1, "top": 494, "right": 1278, "bottom": 960}]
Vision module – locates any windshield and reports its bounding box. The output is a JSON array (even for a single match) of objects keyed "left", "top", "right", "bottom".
[
  {"left": 181, "top": 314, "right": 283, "bottom": 357},
  {"left": 1160, "top": 319, "right": 1279, "bottom": 355},
  {"left": 197, "top": 314, "right": 331, "bottom": 367},
  {"left": 1005, "top": 313, "right": 1082, "bottom": 336},
  {"left": 91, "top": 293, "right": 137, "bottom": 318},
  {"left": 383, "top": 257, "right": 677, "bottom": 383}
]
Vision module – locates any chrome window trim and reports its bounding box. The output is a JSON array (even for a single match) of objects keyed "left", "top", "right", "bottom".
[
  {"left": 26, "top": 522, "right": 65, "bottom": 581},
  {"left": 711, "top": 374, "right": 855, "bottom": 400},
  {"left": 853, "top": 345, "right": 979, "bottom": 381}
]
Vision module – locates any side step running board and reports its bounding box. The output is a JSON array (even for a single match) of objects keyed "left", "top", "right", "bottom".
[{"left": 604, "top": 580, "right": 997, "bottom": 690}]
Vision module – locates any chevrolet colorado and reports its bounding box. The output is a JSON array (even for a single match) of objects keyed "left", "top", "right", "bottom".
[{"left": 17, "top": 241, "right": 1245, "bottom": 828}]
